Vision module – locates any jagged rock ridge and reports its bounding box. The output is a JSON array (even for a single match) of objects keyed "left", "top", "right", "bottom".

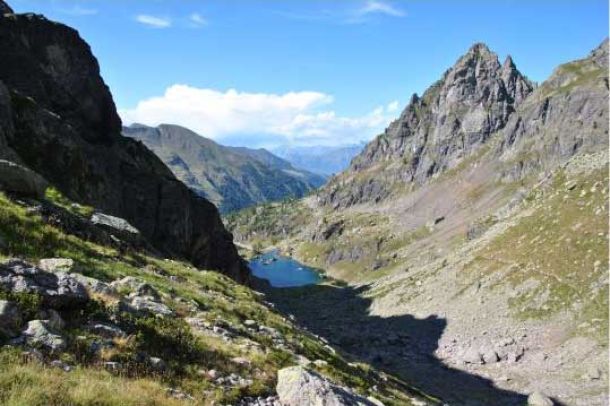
[
  {"left": 322, "top": 43, "right": 534, "bottom": 207},
  {"left": 0, "top": 4, "right": 247, "bottom": 281}
]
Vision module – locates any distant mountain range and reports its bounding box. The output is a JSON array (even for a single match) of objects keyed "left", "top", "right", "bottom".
[
  {"left": 272, "top": 143, "right": 365, "bottom": 176},
  {"left": 123, "top": 124, "right": 326, "bottom": 213}
]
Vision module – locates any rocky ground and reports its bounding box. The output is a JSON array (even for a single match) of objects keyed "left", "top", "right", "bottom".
[
  {"left": 0, "top": 186, "right": 436, "bottom": 406},
  {"left": 226, "top": 39, "right": 609, "bottom": 406}
]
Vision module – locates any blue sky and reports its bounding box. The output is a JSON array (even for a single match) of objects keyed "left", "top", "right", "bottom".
[{"left": 10, "top": 0, "right": 609, "bottom": 147}]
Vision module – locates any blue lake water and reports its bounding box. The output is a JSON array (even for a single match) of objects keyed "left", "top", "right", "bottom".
[{"left": 249, "top": 250, "right": 322, "bottom": 287}]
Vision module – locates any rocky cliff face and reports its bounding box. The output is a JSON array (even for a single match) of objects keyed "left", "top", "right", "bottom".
[
  {"left": 321, "top": 43, "right": 534, "bottom": 207},
  {"left": 496, "top": 39, "right": 609, "bottom": 180},
  {"left": 0, "top": 5, "right": 247, "bottom": 282},
  {"left": 123, "top": 124, "right": 325, "bottom": 213}
]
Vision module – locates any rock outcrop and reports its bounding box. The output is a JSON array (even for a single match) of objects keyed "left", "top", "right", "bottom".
[
  {"left": 0, "top": 5, "right": 247, "bottom": 282},
  {"left": 276, "top": 366, "right": 377, "bottom": 406},
  {"left": 496, "top": 39, "right": 609, "bottom": 180},
  {"left": 321, "top": 43, "right": 534, "bottom": 207}
]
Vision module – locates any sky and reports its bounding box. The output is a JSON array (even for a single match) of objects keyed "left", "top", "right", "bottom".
[{"left": 10, "top": 0, "right": 609, "bottom": 148}]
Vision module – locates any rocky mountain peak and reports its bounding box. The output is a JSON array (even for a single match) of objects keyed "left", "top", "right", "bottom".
[
  {"left": 0, "top": 0, "right": 13, "bottom": 14},
  {"left": 322, "top": 42, "right": 535, "bottom": 207}
]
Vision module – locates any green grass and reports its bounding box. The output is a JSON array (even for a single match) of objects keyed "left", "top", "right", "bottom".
[
  {"left": 0, "top": 190, "right": 433, "bottom": 405},
  {"left": 462, "top": 167, "right": 609, "bottom": 342}
]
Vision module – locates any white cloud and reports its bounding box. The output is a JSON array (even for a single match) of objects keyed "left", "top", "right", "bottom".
[
  {"left": 189, "top": 13, "right": 207, "bottom": 27},
  {"left": 387, "top": 100, "right": 400, "bottom": 112},
  {"left": 60, "top": 5, "right": 98, "bottom": 16},
  {"left": 136, "top": 14, "right": 172, "bottom": 29},
  {"left": 357, "top": 0, "right": 406, "bottom": 17},
  {"left": 120, "top": 85, "right": 398, "bottom": 147}
]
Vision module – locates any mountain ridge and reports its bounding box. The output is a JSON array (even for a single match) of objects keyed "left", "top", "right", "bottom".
[{"left": 123, "top": 123, "right": 326, "bottom": 213}]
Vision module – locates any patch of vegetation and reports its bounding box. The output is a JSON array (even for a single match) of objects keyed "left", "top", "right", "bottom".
[
  {"left": 0, "top": 190, "right": 433, "bottom": 404},
  {"left": 463, "top": 166, "right": 609, "bottom": 342}
]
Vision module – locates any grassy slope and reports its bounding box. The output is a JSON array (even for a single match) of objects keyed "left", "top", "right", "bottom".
[{"left": 0, "top": 190, "right": 434, "bottom": 406}]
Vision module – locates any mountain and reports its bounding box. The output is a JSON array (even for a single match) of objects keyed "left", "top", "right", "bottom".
[
  {"left": 0, "top": 3, "right": 443, "bottom": 405},
  {"left": 227, "top": 40, "right": 609, "bottom": 405},
  {"left": 0, "top": 2, "right": 246, "bottom": 281},
  {"left": 123, "top": 124, "right": 326, "bottom": 213},
  {"left": 321, "top": 43, "right": 535, "bottom": 207},
  {"left": 272, "top": 144, "right": 365, "bottom": 176}
]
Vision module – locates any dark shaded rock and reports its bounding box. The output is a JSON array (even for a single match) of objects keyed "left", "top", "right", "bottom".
[
  {"left": 0, "top": 300, "right": 22, "bottom": 337},
  {"left": 0, "top": 259, "right": 88, "bottom": 308},
  {"left": 0, "top": 159, "right": 48, "bottom": 198},
  {"left": 0, "top": 1, "right": 13, "bottom": 14},
  {"left": 0, "top": 8, "right": 247, "bottom": 282}
]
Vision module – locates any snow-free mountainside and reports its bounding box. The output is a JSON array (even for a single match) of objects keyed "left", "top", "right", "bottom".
[
  {"left": 123, "top": 124, "right": 326, "bottom": 213},
  {"left": 0, "top": 0, "right": 608, "bottom": 405},
  {"left": 227, "top": 40, "right": 610, "bottom": 405}
]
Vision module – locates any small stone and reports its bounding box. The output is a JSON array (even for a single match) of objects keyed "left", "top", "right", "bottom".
[
  {"left": 147, "top": 356, "right": 166, "bottom": 372},
  {"left": 584, "top": 366, "right": 601, "bottom": 380},
  {"left": 461, "top": 347, "right": 483, "bottom": 364},
  {"left": 313, "top": 359, "right": 328, "bottom": 367},
  {"left": 49, "top": 359, "right": 71, "bottom": 372},
  {"left": 103, "top": 362, "right": 121, "bottom": 372},
  {"left": 527, "top": 391, "right": 553, "bottom": 406}
]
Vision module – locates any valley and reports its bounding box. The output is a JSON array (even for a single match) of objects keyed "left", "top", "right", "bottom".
[
  {"left": 0, "top": 1, "right": 607, "bottom": 405},
  {"left": 227, "top": 40, "right": 610, "bottom": 405}
]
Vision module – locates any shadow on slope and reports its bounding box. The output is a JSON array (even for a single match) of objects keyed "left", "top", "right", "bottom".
[{"left": 259, "top": 280, "right": 557, "bottom": 406}]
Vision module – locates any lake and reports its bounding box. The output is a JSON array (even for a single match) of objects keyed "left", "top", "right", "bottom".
[{"left": 249, "top": 250, "right": 322, "bottom": 287}]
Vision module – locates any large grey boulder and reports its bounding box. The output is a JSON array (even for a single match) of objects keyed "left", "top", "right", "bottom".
[
  {"left": 0, "top": 160, "right": 48, "bottom": 198},
  {"left": 22, "top": 320, "right": 66, "bottom": 352},
  {"left": 276, "top": 366, "right": 377, "bottom": 406},
  {"left": 91, "top": 212, "right": 140, "bottom": 235},
  {"left": 0, "top": 259, "right": 88, "bottom": 308},
  {"left": 0, "top": 300, "right": 21, "bottom": 337}
]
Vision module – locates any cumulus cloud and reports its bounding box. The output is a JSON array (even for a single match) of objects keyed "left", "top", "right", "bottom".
[
  {"left": 136, "top": 14, "right": 172, "bottom": 28},
  {"left": 120, "top": 85, "right": 400, "bottom": 147}
]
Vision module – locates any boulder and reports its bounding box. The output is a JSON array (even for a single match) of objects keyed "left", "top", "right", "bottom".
[
  {"left": 71, "top": 273, "right": 115, "bottom": 295},
  {"left": 38, "top": 258, "right": 74, "bottom": 273},
  {"left": 527, "top": 391, "right": 553, "bottom": 406},
  {"left": 0, "top": 259, "right": 88, "bottom": 308},
  {"left": 0, "top": 300, "right": 21, "bottom": 337},
  {"left": 22, "top": 320, "right": 66, "bottom": 352},
  {"left": 38, "top": 309, "right": 65, "bottom": 331},
  {"left": 461, "top": 347, "right": 484, "bottom": 364},
  {"left": 276, "top": 366, "right": 377, "bottom": 406},
  {"left": 123, "top": 296, "right": 173, "bottom": 317},
  {"left": 91, "top": 212, "right": 140, "bottom": 235},
  {"left": 86, "top": 322, "right": 126, "bottom": 339},
  {"left": 0, "top": 160, "right": 48, "bottom": 198}
]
